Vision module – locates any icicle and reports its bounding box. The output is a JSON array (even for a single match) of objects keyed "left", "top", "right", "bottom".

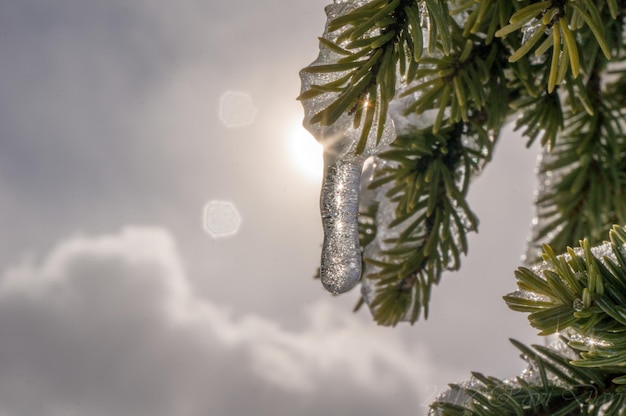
[
  {"left": 319, "top": 155, "right": 363, "bottom": 293},
  {"left": 299, "top": 0, "right": 395, "bottom": 294}
]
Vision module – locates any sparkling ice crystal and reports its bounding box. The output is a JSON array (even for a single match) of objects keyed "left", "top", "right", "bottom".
[{"left": 320, "top": 158, "right": 363, "bottom": 293}]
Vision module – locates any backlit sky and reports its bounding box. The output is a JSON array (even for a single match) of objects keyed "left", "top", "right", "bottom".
[{"left": 0, "top": 1, "right": 544, "bottom": 414}]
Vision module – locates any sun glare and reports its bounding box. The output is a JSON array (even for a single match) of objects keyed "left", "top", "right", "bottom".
[{"left": 289, "top": 123, "right": 323, "bottom": 182}]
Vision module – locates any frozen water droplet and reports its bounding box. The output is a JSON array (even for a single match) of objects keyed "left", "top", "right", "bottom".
[
  {"left": 418, "top": 0, "right": 431, "bottom": 36},
  {"left": 203, "top": 200, "right": 241, "bottom": 238},
  {"left": 522, "top": 18, "right": 542, "bottom": 44},
  {"left": 219, "top": 91, "right": 257, "bottom": 127},
  {"left": 572, "top": 298, "right": 584, "bottom": 312},
  {"left": 320, "top": 157, "right": 364, "bottom": 293},
  {"left": 530, "top": 259, "right": 551, "bottom": 277},
  {"left": 520, "top": 18, "right": 549, "bottom": 66},
  {"left": 520, "top": 359, "right": 539, "bottom": 383}
]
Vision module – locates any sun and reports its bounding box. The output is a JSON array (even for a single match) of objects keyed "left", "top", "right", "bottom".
[{"left": 288, "top": 122, "right": 324, "bottom": 182}]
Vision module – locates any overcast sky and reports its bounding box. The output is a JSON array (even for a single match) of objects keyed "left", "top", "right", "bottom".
[{"left": 0, "top": 1, "right": 544, "bottom": 415}]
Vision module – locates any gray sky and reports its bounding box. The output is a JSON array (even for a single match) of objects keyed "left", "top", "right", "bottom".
[{"left": 0, "top": 1, "right": 544, "bottom": 415}]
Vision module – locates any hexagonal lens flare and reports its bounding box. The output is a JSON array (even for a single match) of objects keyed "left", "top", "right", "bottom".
[
  {"left": 203, "top": 200, "right": 241, "bottom": 238},
  {"left": 219, "top": 91, "right": 257, "bottom": 127}
]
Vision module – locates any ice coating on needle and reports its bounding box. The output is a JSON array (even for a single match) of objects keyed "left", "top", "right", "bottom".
[
  {"left": 299, "top": 0, "right": 395, "bottom": 159},
  {"left": 299, "top": 0, "right": 395, "bottom": 294},
  {"left": 510, "top": 240, "right": 621, "bottom": 306},
  {"left": 428, "top": 377, "right": 481, "bottom": 416}
]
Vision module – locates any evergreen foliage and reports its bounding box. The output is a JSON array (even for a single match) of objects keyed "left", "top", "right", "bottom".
[
  {"left": 431, "top": 227, "right": 626, "bottom": 415},
  {"left": 301, "top": 0, "right": 626, "bottom": 325},
  {"left": 431, "top": 337, "right": 626, "bottom": 415},
  {"left": 300, "top": 0, "right": 626, "bottom": 413},
  {"left": 358, "top": 121, "right": 495, "bottom": 325},
  {"left": 506, "top": 226, "right": 626, "bottom": 374}
]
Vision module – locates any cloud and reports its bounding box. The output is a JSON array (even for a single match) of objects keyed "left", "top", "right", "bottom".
[{"left": 0, "top": 227, "right": 439, "bottom": 416}]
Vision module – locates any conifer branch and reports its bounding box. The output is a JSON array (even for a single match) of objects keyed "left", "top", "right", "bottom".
[
  {"left": 301, "top": 0, "right": 622, "bottom": 325},
  {"left": 526, "top": 65, "right": 626, "bottom": 261},
  {"left": 433, "top": 226, "right": 626, "bottom": 414},
  {"left": 495, "top": 0, "right": 613, "bottom": 91},
  {"left": 431, "top": 336, "right": 626, "bottom": 415},
  {"left": 360, "top": 119, "right": 496, "bottom": 326},
  {"left": 300, "top": 1, "right": 626, "bottom": 414},
  {"left": 400, "top": 35, "right": 509, "bottom": 132},
  {"left": 505, "top": 225, "right": 626, "bottom": 376},
  {"left": 298, "top": 0, "right": 449, "bottom": 152},
  {"left": 298, "top": 0, "right": 421, "bottom": 150}
]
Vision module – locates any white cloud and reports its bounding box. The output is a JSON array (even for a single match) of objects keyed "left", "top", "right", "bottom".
[{"left": 0, "top": 227, "right": 439, "bottom": 416}]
